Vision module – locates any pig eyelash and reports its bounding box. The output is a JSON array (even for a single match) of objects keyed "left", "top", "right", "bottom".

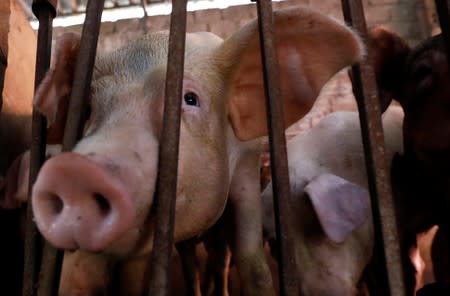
[
  {"left": 183, "top": 92, "right": 200, "bottom": 107},
  {"left": 412, "top": 63, "right": 433, "bottom": 84}
]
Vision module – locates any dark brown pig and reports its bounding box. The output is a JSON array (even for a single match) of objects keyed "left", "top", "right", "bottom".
[
  {"left": 31, "top": 6, "right": 364, "bottom": 295},
  {"left": 370, "top": 26, "right": 450, "bottom": 294}
]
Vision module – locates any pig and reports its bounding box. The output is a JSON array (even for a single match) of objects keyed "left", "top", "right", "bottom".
[
  {"left": 30, "top": 6, "right": 364, "bottom": 295},
  {"left": 262, "top": 105, "right": 404, "bottom": 295},
  {"left": 369, "top": 26, "right": 450, "bottom": 294}
]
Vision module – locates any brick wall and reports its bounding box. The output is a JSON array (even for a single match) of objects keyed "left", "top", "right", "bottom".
[
  {"left": 51, "top": 0, "right": 438, "bottom": 182},
  {"left": 51, "top": 0, "right": 437, "bottom": 133},
  {"left": 53, "top": 0, "right": 436, "bottom": 52}
]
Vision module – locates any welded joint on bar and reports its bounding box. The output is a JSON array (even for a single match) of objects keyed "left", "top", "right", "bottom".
[{"left": 32, "top": 0, "right": 57, "bottom": 18}]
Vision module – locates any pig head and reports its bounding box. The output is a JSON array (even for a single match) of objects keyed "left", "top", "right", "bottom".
[
  {"left": 370, "top": 26, "right": 450, "bottom": 293},
  {"left": 369, "top": 27, "right": 450, "bottom": 174},
  {"left": 31, "top": 6, "right": 363, "bottom": 295},
  {"left": 262, "top": 106, "right": 404, "bottom": 295}
]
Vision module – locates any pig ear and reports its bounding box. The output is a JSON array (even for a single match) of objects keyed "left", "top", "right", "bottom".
[
  {"left": 33, "top": 32, "right": 81, "bottom": 143},
  {"left": 368, "top": 26, "right": 411, "bottom": 106},
  {"left": 217, "top": 6, "right": 364, "bottom": 140},
  {"left": 304, "top": 173, "right": 371, "bottom": 243}
]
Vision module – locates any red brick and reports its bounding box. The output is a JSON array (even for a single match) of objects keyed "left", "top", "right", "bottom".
[
  {"left": 146, "top": 15, "right": 170, "bottom": 31},
  {"left": 99, "top": 21, "right": 116, "bottom": 35},
  {"left": 365, "top": 5, "right": 393, "bottom": 25},
  {"left": 209, "top": 20, "right": 239, "bottom": 38},
  {"left": 221, "top": 4, "right": 254, "bottom": 22},
  {"left": 186, "top": 22, "right": 208, "bottom": 33},
  {"left": 193, "top": 8, "right": 222, "bottom": 25}
]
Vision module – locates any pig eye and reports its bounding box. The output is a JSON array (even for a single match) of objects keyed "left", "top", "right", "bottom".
[
  {"left": 412, "top": 63, "right": 433, "bottom": 84},
  {"left": 184, "top": 92, "right": 200, "bottom": 107}
]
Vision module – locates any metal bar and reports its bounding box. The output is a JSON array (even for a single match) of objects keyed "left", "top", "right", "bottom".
[
  {"left": 147, "top": 1, "right": 187, "bottom": 295},
  {"left": 36, "top": 1, "right": 105, "bottom": 295},
  {"left": 0, "top": 50, "right": 5, "bottom": 112},
  {"left": 62, "top": 0, "right": 105, "bottom": 151},
  {"left": 434, "top": 0, "right": 450, "bottom": 69},
  {"left": 254, "top": 1, "right": 298, "bottom": 295},
  {"left": 22, "top": 1, "right": 56, "bottom": 295},
  {"left": 341, "top": 1, "right": 405, "bottom": 296}
]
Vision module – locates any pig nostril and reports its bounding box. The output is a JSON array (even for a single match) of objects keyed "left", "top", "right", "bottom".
[
  {"left": 47, "top": 194, "right": 64, "bottom": 216},
  {"left": 94, "top": 193, "right": 111, "bottom": 216}
]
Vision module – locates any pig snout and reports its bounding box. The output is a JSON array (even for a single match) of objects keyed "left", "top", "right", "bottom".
[{"left": 32, "top": 152, "right": 136, "bottom": 251}]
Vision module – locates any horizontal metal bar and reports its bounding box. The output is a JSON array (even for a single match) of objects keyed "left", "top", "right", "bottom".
[
  {"left": 147, "top": 0, "right": 187, "bottom": 295},
  {"left": 340, "top": 1, "right": 405, "bottom": 296}
]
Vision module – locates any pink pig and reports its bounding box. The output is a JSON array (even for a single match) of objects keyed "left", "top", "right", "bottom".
[{"left": 30, "top": 6, "right": 363, "bottom": 295}]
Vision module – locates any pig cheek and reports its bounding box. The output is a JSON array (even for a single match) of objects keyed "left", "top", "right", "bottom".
[
  {"left": 173, "top": 133, "right": 229, "bottom": 241},
  {"left": 109, "top": 152, "right": 158, "bottom": 255}
]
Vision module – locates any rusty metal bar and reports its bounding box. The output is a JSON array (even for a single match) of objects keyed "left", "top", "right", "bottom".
[
  {"left": 341, "top": 1, "right": 406, "bottom": 295},
  {"left": 62, "top": 0, "right": 105, "bottom": 151},
  {"left": 147, "top": 1, "right": 187, "bottom": 295},
  {"left": 36, "top": 1, "right": 105, "bottom": 295},
  {"left": 253, "top": 1, "right": 298, "bottom": 295},
  {"left": 22, "top": 2, "right": 56, "bottom": 296},
  {"left": 0, "top": 49, "right": 5, "bottom": 111},
  {"left": 434, "top": 0, "right": 450, "bottom": 69}
]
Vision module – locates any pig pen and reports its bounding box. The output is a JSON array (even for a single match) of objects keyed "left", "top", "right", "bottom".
[{"left": 2, "top": 0, "right": 450, "bottom": 295}]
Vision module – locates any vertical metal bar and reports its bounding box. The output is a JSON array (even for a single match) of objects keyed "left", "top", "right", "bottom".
[
  {"left": 62, "top": 0, "right": 105, "bottom": 151},
  {"left": 37, "top": 1, "right": 105, "bottom": 295},
  {"left": 434, "top": 0, "right": 450, "bottom": 69},
  {"left": 147, "top": 1, "right": 187, "bottom": 295},
  {"left": 254, "top": 1, "right": 298, "bottom": 295},
  {"left": 22, "top": 1, "right": 56, "bottom": 296},
  {"left": 341, "top": 1, "right": 405, "bottom": 296},
  {"left": 0, "top": 45, "right": 6, "bottom": 112},
  {"left": 0, "top": 50, "right": 5, "bottom": 111}
]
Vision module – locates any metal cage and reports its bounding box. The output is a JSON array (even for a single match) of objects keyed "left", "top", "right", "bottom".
[{"left": 12, "top": 0, "right": 450, "bottom": 295}]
